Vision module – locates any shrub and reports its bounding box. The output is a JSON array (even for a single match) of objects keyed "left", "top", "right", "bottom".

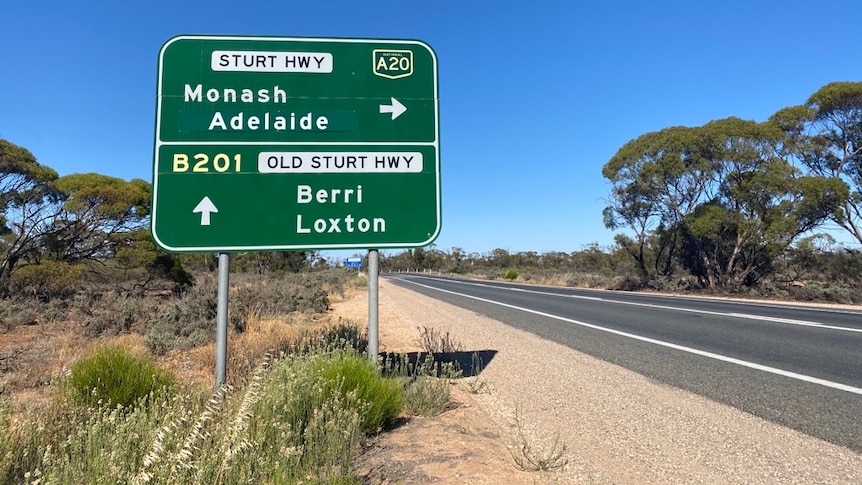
[
  {"left": 143, "top": 330, "right": 178, "bottom": 356},
  {"left": 0, "top": 298, "right": 39, "bottom": 331},
  {"left": 787, "top": 282, "right": 857, "bottom": 304},
  {"left": 144, "top": 275, "right": 218, "bottom": 354},
  {"left": 72, "top": 290, "right": 157, "bottom": 337},
  {"left": 403, "top": 376, "right": 450, "bottom": 417},
  {"left": 228, "top": 274, "right": 332, "bottom": 333},
  {"left": 646, "top": 275, "right": 681, "bottom": 292},
  {"left": 0, "top": 399, "right": 50, "bottom": 484},
  {"left": 509, "top": 407, "right": 568, "bottom": 472},
  {"left": 248, "top": 352, "right": 367, "bottom": 481},
  {"left": 318, "top": 353, "right": 403, "bottom": 433},
  {"left": 613, "top": 275, "right": 644, "bottom": 291},
  {"left": 354, "top": 274, "right": 369, "bottom": 288},
  {"left": 67, "top": 345, "right": 175, "bottom": 409},
  {"left": 381, "top": 353, "right": 458, "bottom": 417},
  {"left": 503, "top": 268, "right": 519, "bottom": 281},
  {"left": 753, "top": 280, "right": 789, "bottom": 299},
  {"left": 416, "top": 326, "right": 462, "bottom": 353},
  {"left": 319, "top": 321, "right": 368, "bottom": 352},
  {"left": 10, "top": 260, "right": 85, "bottom": 300},
  {"left": 4, "top": 346, "right": 392, "bottom": 484}
]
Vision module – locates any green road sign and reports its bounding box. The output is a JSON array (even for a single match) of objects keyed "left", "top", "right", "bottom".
[{"left": 151, "top": 35, "right": 440, "bottom": 252}]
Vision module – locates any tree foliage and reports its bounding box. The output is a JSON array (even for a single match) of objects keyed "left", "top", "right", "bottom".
[
  {"left": 112, "top": 229, "right": 194, "bottom": 291},
  {"left": 603, "top": 115, "right": 846, "bottom": 288},
  {"left": 0, "top": 139, "right": 60, "bottom": 293},
  {"left": 0, "top": 139, "right": 165, "bottom": 296},
  {"left": 45, "top": 172, "right": 150, "bottom": 262},
  {"left": 772, "top": 81, "right": 862, "bottom": 245}
]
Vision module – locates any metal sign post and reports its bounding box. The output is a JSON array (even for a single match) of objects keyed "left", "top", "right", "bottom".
[
  {"left": 215, "top": 253, "right": 230, "bottom": 388},
  {"left": 367, "top": 249, "right": 379, "bottom": 364}
]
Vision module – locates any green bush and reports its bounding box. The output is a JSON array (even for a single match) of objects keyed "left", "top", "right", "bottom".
[
  {"left": 503, "top": 268, "right": 519, "bottom": 281},
  {"left": 319, "top": 353, "right": 403, "bottom": 433},
  {"left": 5, "top": 346, "right": 395, "bottom": 483},
  {"left": 381, "top": 353, "right": 457, "bottom": 417},
  {"left": 67, "top": 345, "right": 175, "bottom": 409},
  {"left": 10, "top": 260, "right": 84, "bottom": 300},
  {"left": 249, "top": 352, "right": 366, "bottom": 482}
]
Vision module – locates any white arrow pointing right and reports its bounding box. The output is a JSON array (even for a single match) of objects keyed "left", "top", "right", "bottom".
[
  {"left": 379, "top": 97, "right": 407, "bottom": 120},
  {"left": 193, "top": 196, "right": 218, "bottom": 226}
]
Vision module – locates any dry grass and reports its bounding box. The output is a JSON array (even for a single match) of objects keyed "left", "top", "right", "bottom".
[
  {"left": 2, "top": 327, "right": 160, "bottom": 427},
  {"left": 326, "top": 279, "right": 361, "bottom": 305},
  {"left": 1, "top": 322, "right": 93, "bottom": 412},
  {"left": 2, "top": 269, "right": 365, "bottom": 416},
  {"left": 175, "top": 310, "right": 356, "bottom": 388},
  {"left": 509, "top": 407, "right": 569, "bottom": 472},
  {"left": 536, "top": 273, "right": 574, "bottom": 287}
]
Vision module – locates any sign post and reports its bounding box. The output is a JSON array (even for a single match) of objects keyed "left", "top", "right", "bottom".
[
  {"left": 152, "top": 35, "right": 440, "bottom": 381},
  {"left": 367, "top": 249, "right": 379, "bottom": 365},
  {"left": 215, "top": 253, "right": 229, "bottom": 388}
]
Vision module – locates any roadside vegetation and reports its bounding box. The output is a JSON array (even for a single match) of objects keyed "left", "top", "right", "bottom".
[
  {"left": 1, "top": 79, "right": 861, "bottom": 482},
  {"left": 0, "top": 137, "right": 466, "bottom": 483},
  {"left": 1, "top": 341, "right": 401, "bottom": 484},
  {"left": 0, "top": 270, "right": 459, "bottom": 484},
  {"left": 381, "top": 82, "right": 862, "bottom": 305},
  {"left": 380, "top": 238, "right": 862, "bottom": 304}
]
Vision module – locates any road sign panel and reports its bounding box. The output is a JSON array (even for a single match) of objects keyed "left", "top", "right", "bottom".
[{"left": 151, "top": 35, "right": 440, "bottom": 252}]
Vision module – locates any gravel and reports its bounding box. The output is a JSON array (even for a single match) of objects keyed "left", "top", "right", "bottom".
[{"left": 380, "top": 278, "right": 862, "bottom": 484}]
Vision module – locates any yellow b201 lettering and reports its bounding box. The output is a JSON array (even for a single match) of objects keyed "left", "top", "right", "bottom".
[
  {"left": 172, "top": 153, "right": 242, "bottom": 173},
  {"left": 173, "top": 153, "right": 189, "bottom": 172}
]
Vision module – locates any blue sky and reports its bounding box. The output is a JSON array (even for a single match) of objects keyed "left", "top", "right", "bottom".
[{"left": 3, "top": 0, "right": 861, "bottom": 257}]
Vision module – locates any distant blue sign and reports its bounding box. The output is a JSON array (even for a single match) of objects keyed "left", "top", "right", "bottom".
[{"left": 345, "top": 257, "right": 363, "bottom": 268}]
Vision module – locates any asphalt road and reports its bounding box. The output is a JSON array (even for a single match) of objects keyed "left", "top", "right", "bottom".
[{"left": 385, "top": 273, "right": 862, "bottom": 452}]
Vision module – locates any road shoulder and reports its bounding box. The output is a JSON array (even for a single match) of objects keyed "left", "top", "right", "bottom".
[{"left": 343, "top": 278, "right": 862, "bottom": 484}]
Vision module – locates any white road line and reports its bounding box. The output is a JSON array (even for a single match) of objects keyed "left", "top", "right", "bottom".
[
  {"left": 408, "top": 276, "right": 862, "bottom": 334},
  {"left": 396, "top": 276, "right": 862, "bottom": 396},
  {"left": 726, "top": 313, "right": 825, "bottom": 327}
]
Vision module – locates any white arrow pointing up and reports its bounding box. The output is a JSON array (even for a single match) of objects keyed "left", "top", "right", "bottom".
[
  {"left": 193, "top": 196, "right": 218, "bottom": 226},
  {"left": 379, "top": 97, "right": 407, "bottom": 120}
]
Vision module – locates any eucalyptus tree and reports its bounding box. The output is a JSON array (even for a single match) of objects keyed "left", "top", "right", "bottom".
[
  {"left": 0, "top": 139, "right": 60, "bottom": 293},
  {"left": 0, "top": 139, "right": 157, "bottom": 295},
  {"left": 602, "top": 125, "right": 712, "bottom": 281},
  {"left": 603, "top": 118, "right": 845, "bottom": 288},
  {"left": 44, "top": 173, "right": 150, "bottom": 262},
  {"left": 772, "top": 81, "right": 862, "bottom": 245}
]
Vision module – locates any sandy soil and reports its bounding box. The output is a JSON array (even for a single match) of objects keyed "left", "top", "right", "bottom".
[{"left": 343, "top": 278, "right": 862, "bottom": 484}]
